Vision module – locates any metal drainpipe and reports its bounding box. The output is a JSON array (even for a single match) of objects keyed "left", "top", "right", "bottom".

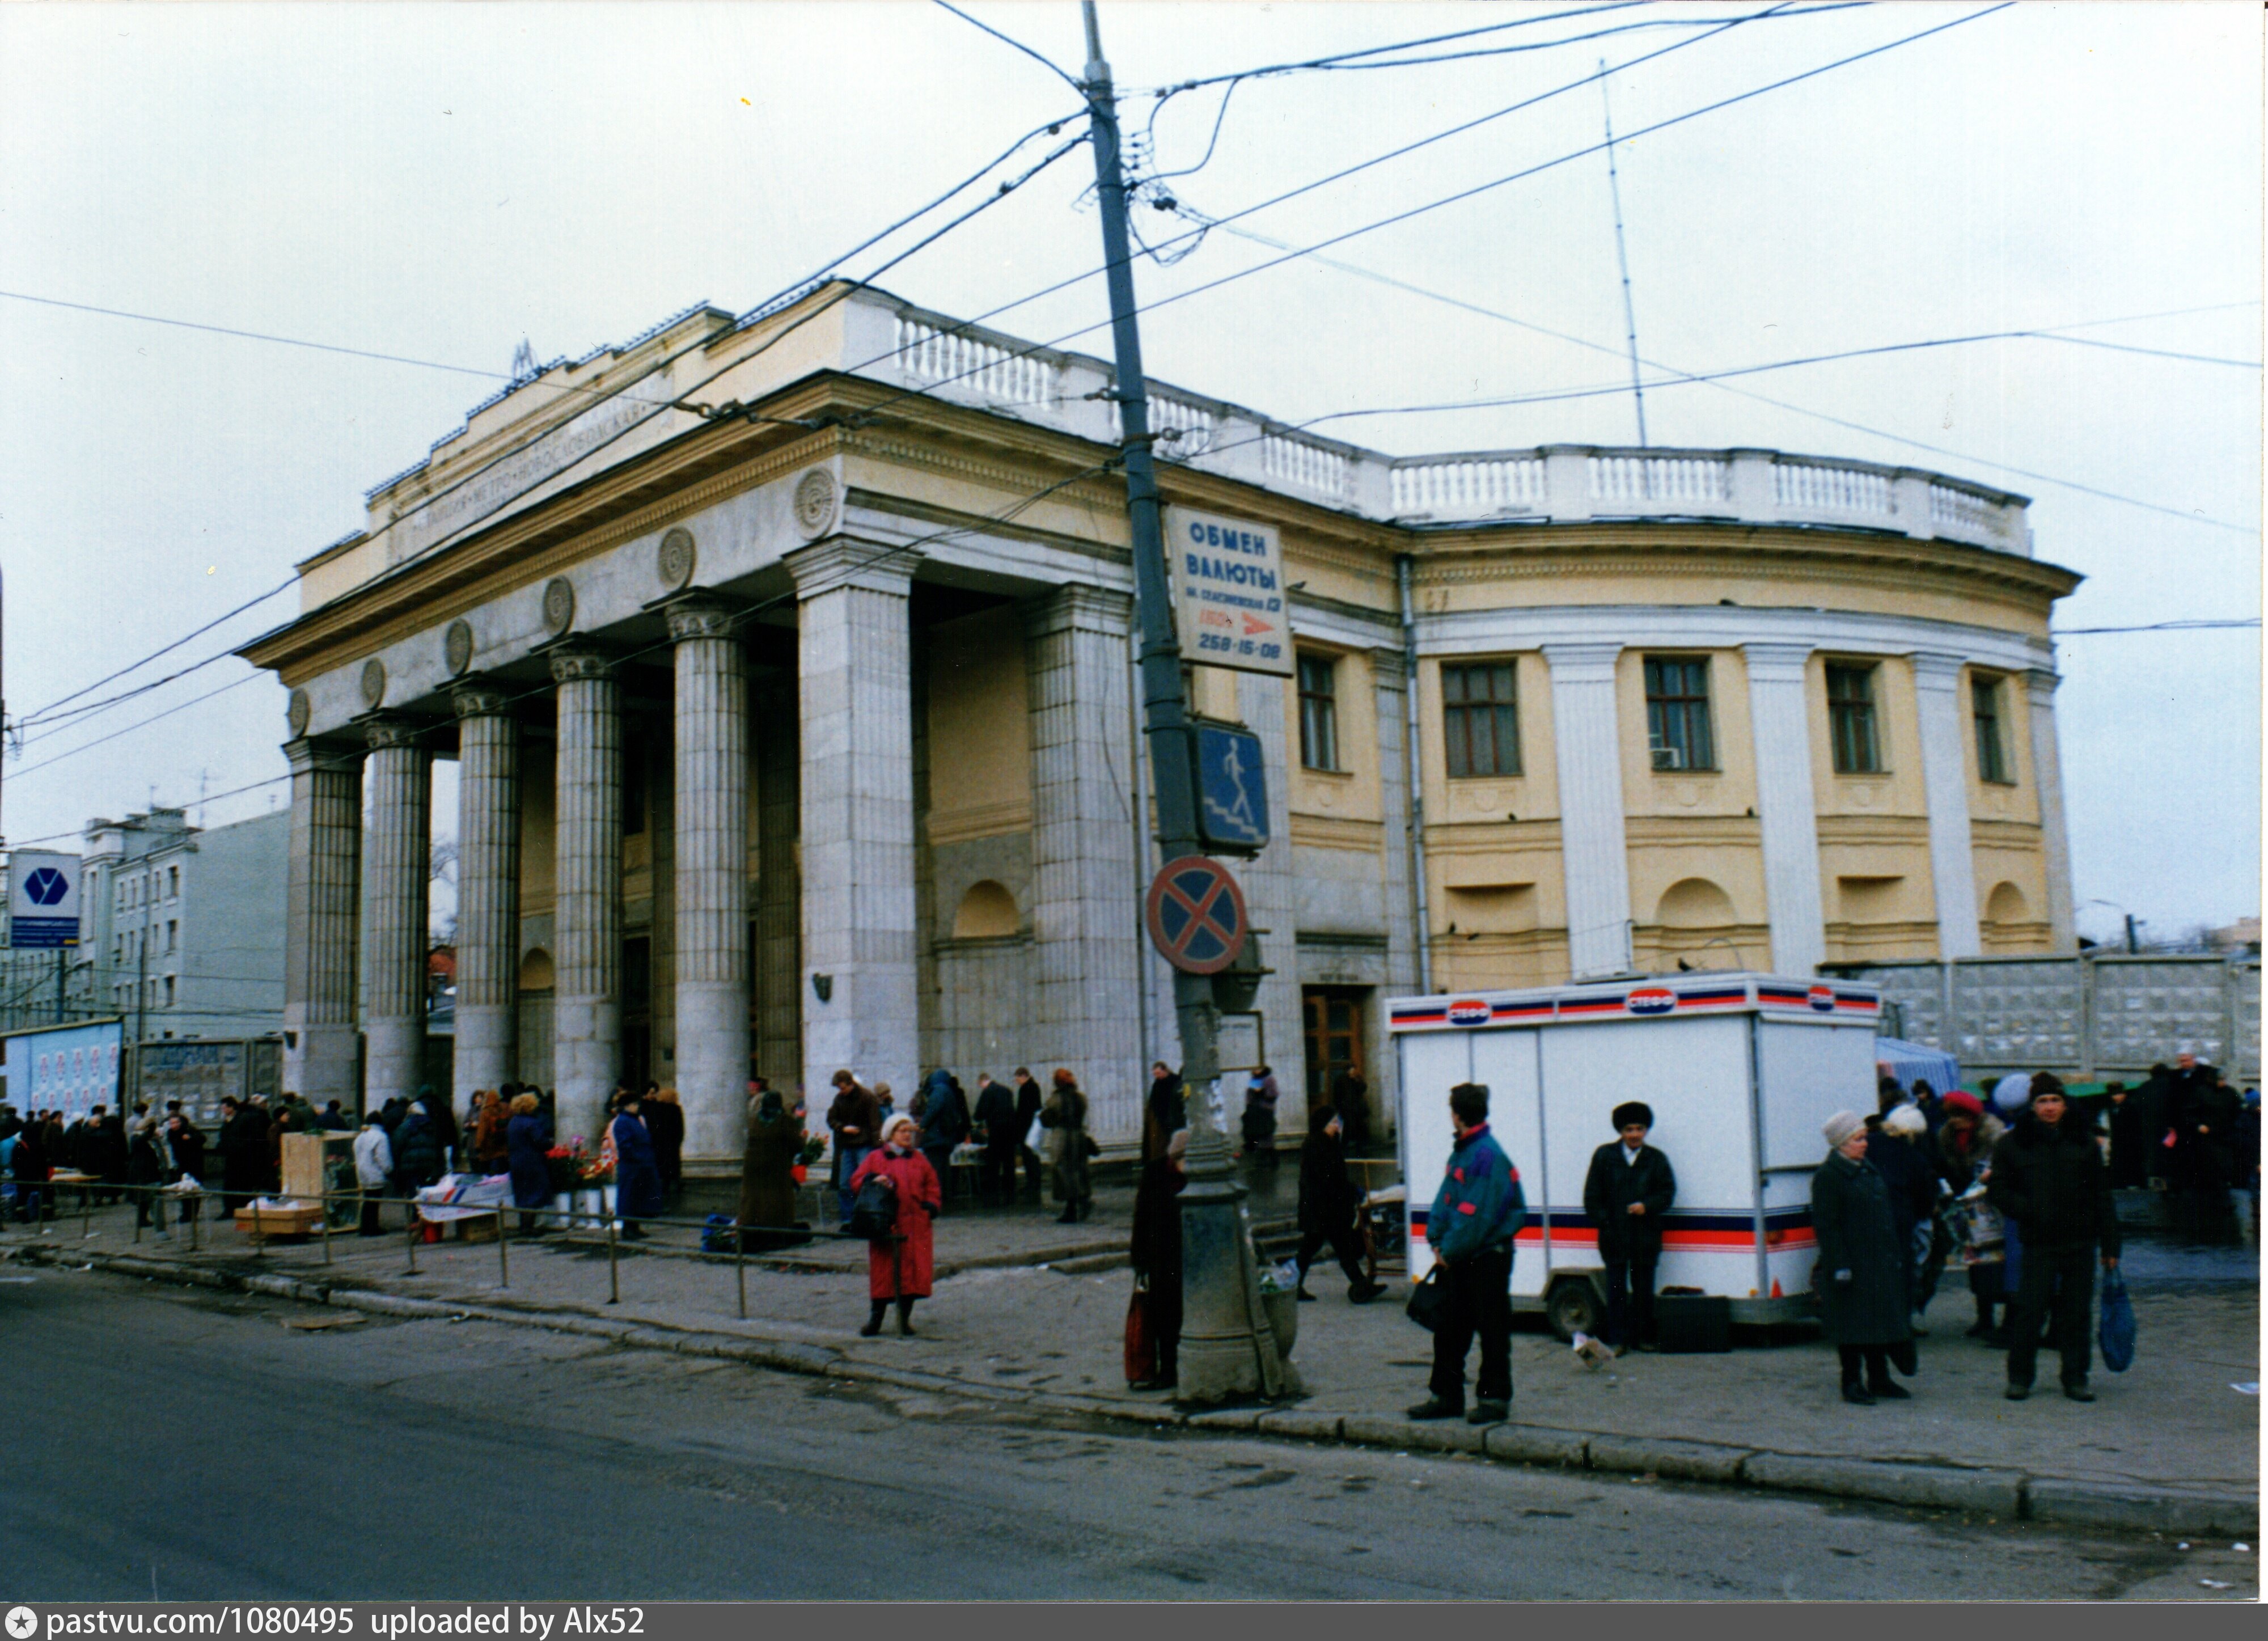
[{"left": 1397, "top": 556, "right": 1433, "bottom": 996}]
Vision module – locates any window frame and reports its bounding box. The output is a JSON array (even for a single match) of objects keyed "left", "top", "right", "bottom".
[
  {"left": 1643, "top": 654, "right": 1718, "bottom": 772},
  {"left": 1972, "top": 673, "right": 2013, "bottom": 785},
  {"left": 1441, "top": 660, "right": 1522, "bottom": 780},
  {"left": 1825, "top": 660, "right": 1884, "bottom": 775},
  {"left": 1296, "top": 650, "right": 1342, "bottom": 773}
]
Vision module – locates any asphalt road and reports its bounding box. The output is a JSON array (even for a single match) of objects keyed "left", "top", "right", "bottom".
[{"left": 1, "top": 1267, "right": 2252, "bottom": 1601}]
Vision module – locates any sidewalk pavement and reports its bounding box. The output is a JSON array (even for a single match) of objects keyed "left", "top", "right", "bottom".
[{"left": 11, "top": 1186, "right": 2255, "bottom": 1538}]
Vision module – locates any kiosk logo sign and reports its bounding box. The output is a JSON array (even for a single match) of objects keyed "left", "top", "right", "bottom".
[
  {"left": 1627, "top": 987, "right": 1678, "bottom": 1016},
  {"left": 1163, "top": 505, "right": 1292, "bottom": 678}
]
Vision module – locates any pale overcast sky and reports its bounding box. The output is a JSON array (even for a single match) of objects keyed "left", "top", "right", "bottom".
[{"left": 0, "top": 1, "right": 2257, "bottom": 945}]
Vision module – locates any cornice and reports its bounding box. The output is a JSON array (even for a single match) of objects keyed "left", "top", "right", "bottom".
[{"left": 1288, "top": 814, "right": 1386, "bottom": 851}]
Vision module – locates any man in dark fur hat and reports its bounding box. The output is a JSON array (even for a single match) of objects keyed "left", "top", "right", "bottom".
[{"left": 1582, "top": 1101, "right": 1677, "bottom": 1353}]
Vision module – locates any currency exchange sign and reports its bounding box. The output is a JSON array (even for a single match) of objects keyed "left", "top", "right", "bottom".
[{"left": 1162, "top": 505, "right": 1292, "bottom": 678}]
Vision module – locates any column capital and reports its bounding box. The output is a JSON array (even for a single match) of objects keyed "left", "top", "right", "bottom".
[
  {"left": 1366, "top": 645, "right": 1408, "bottom": 689},
  {"left": 1541, "top": 640, "right": 1623, "bottom": 684},
  {"left": 451, "top": 680, "right": 514, "bottom": 721},
  {"left": 2022, "top": 666, "right": 2062, "bottom": 703},
  {"left": 1907, "top": 649, "right": 1968, "bottom": 690},
  {"left": 281, "top": 736, "right": 359, "bottom": 776},
  {"left": 782, "top": 536, "right": 920, "bottom": 601},
  {"left": 1740, "top": 640, "right": 1816, "bottom": 683},
  {"left": 1021, "top": 581, "right": 1132, "bottom": 639},
  {"left": 547, "top": 643, "right": 613, "bottom": 686},
  {"left": 662, "top": 594, "right": 738, "bottom": 644},
  {"left": 360, "top": 713, "right": 424, "bottom": 752}
]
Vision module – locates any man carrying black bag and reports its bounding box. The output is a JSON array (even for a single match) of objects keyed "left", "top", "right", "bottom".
[
  {"left": 1583, "top": 1101, "right": 1677, "bottom": 1354},
  {"left": 1407, "top": 1082, "right": 1526, "bottom": 1427}
]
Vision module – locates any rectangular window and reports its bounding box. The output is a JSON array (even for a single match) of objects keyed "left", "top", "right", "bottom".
[
  {"left": 1442, "top": 661, "right": 1521, "bottom": 778},
  {"left": 1644, "top": 655, "right": 1716, "bottom": 771},
  {"left": 163, "top": 975, "right": 176, "bottom": 1007},
  {"left": 168, "top": 866, "right": 180, "bottom": 898},
  {"left": 166, "top": 920, "right": 178, "bottom": 954},
  {"left": 1297, "top": 652, "right": 1340, "bottom": 772},
  {"left": 1973, "top": 674, "right": 2011, "bottom": 783},
  {"left": 1826, "top": 662, "right": 1882, "bottom": 773}
]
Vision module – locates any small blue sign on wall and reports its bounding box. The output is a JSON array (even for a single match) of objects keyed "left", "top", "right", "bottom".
[{"left": 1193, "top": 721, "right": 1269, "bottom": 855}]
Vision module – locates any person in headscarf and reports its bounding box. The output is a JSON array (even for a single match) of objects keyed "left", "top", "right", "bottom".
[
  {"left": 1129, "top": 1128, "right": 1190, "bottom": 1390},
  {"left": 417, "top": 1085, "right": 459, "bottom": 1174},
  {"left": 737, "top": 1086, "right": 809, "bottom": 1252},
  {"left": 1811, "top": 1110, "right": 1915, "bottom": 1405},
  {"left": 473, "top": 1089, "right": 514, "bottom": 1176},
  {"left": 1296, "top": 1102, "right": 1386, "bottom": 1304},
  {"left": 850, "top": 1112, "right": 941, "bottom": 1336},
  {"left": 1935, "top": 1090, "right": 2009, "bottom": 1342},
  {"left": 1039, "top": 1069, "right": 1093, "bottom": 1224},
  {"left": 608, "top": 1090, "right": 663, "bottom": 1240},
  {"left": 1872, "top": 1104, "right": 1939, "bottom": 1334}
]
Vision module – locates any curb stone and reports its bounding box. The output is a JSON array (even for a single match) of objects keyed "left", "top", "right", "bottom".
[
  {"left": 43, "top": 1244, "right": 2259, "bottom": 1532},
  {"left": 1483, "top": 1424, "right": 1590, "bottom": 1469},
  {"left": 1584, "top": 1433, "right": 1751, "bottom": 1484},
  {"left": 1343, "top": 1413, "right": 1486, "bottom": 1456},
  {"left": 2024, "top": 1479, "right": 2258, "bottom": 1537},
  {"left": 1744, "top": 1452, "right": 2025, "bottom": 1516}
]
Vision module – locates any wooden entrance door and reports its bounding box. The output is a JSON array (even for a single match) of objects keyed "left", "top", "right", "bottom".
[{"left": 1302, "top": 986, "right": 1366, "bottom": 1107}]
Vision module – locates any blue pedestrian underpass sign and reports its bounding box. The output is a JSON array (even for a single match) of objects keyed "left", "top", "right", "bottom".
[{"left": 1194, "top": 721, "right": 1269, "bottom": 855}]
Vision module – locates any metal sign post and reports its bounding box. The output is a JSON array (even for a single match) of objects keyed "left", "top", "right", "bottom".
[{"left": 1082, "top": 0, "right": 1288, "bottom": 1405}]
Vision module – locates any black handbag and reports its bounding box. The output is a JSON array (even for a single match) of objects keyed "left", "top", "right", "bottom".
[
  {"left": 1405, "top": 1266, "right": 1445, "bottom": 1333},
  {"left": 848, "top": 1173, "right": 898, "bottom": 1241}
]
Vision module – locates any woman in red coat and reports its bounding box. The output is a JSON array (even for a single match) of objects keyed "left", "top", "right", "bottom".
[{"left": 852, "top": 1113, "right": 942, "bottom": 1337}]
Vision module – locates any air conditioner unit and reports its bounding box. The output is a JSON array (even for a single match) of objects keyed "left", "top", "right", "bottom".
[{"left": 1651, "top": 745, "right": 1686, "bottom": 771}]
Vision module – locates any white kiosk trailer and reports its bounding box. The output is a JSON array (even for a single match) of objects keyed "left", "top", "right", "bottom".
[{"left": 1389, "top": 972, "right": 1883, "bottom": 1338}]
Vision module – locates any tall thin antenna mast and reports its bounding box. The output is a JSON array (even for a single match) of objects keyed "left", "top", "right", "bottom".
[{"left": 1601, "top": 60, "right": 1648, "bottom": 447}]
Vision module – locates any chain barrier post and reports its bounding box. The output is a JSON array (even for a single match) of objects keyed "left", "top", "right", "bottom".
[
  {"left": 496, "top": 1209, "right": 509, "bottom": 1289},
  {"left": 606, "top": 1213, "right": 619, "bottom": 1305}
]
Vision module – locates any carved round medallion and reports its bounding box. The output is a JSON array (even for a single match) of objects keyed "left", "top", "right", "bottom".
[
  {"left": 359, "top": 658, "right": 387, "bottom": 709},
  {"left": 792, "top": 467, "right": 839, "bottom": 539},
  {"left": 1674, "top": 781, "right": 1700, "bottom": 809},
  {"left": 286, "top": 688, "right": 311, "bottom": 739},
  {"left": 540, "top": 576, "right": 576, "bottom": 638},
  {"left": 657, "top": 528, "right": 697, "bottom": 591},
  {"left": 444, "top": 618, "right": 475, "bottom": 677}
]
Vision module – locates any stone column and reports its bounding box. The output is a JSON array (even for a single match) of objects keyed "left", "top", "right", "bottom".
[
  {"left": 452, "top": 684, "right": 520, "bottom": 1101},
  {"left": 1742, "top": 642, "right": 1827, "bottom": 976},
  {"left": 754, "top": 678, "right": 803, "bottom": 1085},
  {"left": 1542, "top": 642, "right": 1634, "bottom": 979},
  {"left": 361, "top": 716, "right": 430, "bottom": 1113},
  {"left": 2025, "top": 669, "right": 2078, "bottom": 951},
  {"left": 1910, "top": 651, "right": 1982, "bottom": 959},
  {"left": 788, "top": 539, "right": 919, "bottom": 1100},
  {"left": 1024, "top": 585, "right": 1142, "bottom": 1139},
  {"left": 1234, "top": 667, "right": 1305, "bottom": 1128},
  {"left": 668, "top": 597, "right": 751, "bottom": 1169},
  {"left": 551, "top": 644, "right": 621, "bottom": 1145},
  {"left": 283, "top": 738, "right": 361, "bottom": 1110}
]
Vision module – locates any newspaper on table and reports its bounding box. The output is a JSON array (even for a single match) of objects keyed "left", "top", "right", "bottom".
[{"left": 415, "top": 1172, "right": 511, "bottom": 1224}]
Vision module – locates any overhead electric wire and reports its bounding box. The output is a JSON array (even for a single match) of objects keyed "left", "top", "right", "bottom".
[
  {"left": 2053, "top": 619, "right": 2260, "bottom": 635},
  {"left": 8, "top": 675, "right": 266, "bottom": 780},
  {"left": 10, "top": 108, "right": 1085, "bottom": 743},
  {"left": 933, "top": 1, "right": 1084, "bottom": 91}
]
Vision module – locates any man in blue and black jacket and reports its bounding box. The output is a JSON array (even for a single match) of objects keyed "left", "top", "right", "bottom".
[{"left": 1410, "top": 1081, "right": 1527, "bottom": 1425}]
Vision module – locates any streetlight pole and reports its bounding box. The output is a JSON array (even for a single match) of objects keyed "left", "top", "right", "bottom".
[{"left": 1079, "top": 0, "right": 1289, "bottom": 1403}]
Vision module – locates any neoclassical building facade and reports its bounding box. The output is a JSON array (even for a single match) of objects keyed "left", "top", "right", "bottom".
[{"left": 242, "top": 282, "right": 2079, "bottom": 1166}]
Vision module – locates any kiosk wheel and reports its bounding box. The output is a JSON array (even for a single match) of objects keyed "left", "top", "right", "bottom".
[{"left": 1545, "top": 1276, "right": 1605, "bottom": 1343}]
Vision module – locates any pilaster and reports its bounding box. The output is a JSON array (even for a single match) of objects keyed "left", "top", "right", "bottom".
[
  {"left": 2025, "top": 669, "right": 2077, "bottom": 951},
  {"left": 1234, "top": 666, "right": 1305, "bottom": 1131},
  {"left": 1911, "top": 650, "right": 1982, "bottom": 958},
  {"left": 1742, "top": 642, "right": 1826, "bottom": 975},
  {"left": 1542, "top": 642, "right": 1634, "bottom": 979}
]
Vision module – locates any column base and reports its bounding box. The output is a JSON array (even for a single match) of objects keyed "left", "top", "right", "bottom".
[
  {"left": 555, "top": 995, "right": 620, "bottom": 1148},
  {"left": 364, "top": 1017, "right": 426, "bottom": 1114},
  {"left": 285, "top": 1022, "right": 360, "bottom": 1111},
  {"left": 675, "top": 980, "right": 750, "bottom": 1168},
  {"left": 453, "top": 1005, "right": 515, "bottom": 1101}
]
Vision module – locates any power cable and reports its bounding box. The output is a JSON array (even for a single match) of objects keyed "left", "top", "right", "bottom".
[
  {"left": 2054, "top": 619, "right": 2260, "bottom": 635},
  {"left": 1173, "top": 209, "right": 2259, "bottom": 535},
  {"left": 8, "top": 675, "right": 266, "bottom": 780},
  {"left": 9, "top": 111, "right": 1086, "bottom": 740},
  {"left": 933, "top": 1, "right": 1084, "bottom": 92}
]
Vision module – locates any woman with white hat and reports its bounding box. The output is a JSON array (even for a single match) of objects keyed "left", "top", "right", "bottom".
[
  {"left": 1811, "top": 1110, "right": 1916, "bottom": 1405},
  {"left": 849, "top": 1111, "right": 943, "bottom": 1337}
]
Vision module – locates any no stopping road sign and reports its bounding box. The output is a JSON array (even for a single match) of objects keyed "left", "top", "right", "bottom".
[{"left": 1144, "top": 856, "right": 1249, "bottom": 975}]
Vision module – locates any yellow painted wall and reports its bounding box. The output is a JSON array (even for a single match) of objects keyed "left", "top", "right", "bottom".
[
  {"left": 1617, "top": 648, "right": 1761, "bottom": 819},
  {"left": 1964, "top": 666, "right": 2042, "bottom": 827},
  {"left": 926, "top": 604, "right": 1032, "bottom": 844},
  {"left": 1288, "top": 646, "right": 1382, "bottom": 823}
]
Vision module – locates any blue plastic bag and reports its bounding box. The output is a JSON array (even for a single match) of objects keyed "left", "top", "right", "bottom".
[
  {"left": 700, "top": 1212, "right": 735, "bottom": 1254},
  {"left": 2098, "top": 1265, "right": 2136, "bottom": 1373}
]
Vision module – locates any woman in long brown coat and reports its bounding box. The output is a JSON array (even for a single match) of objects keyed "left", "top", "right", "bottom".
[
  {"left": 1040, "top": 1068, "right": 1092, "bottom": 1224},
  {"left": 737, "top": 1088, "right": 808, "bottom": 1251}
]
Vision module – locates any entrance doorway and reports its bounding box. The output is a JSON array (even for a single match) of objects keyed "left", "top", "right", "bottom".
[{"left": 1302, "top": 986, "right": 1370, "bottom": 1140}]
